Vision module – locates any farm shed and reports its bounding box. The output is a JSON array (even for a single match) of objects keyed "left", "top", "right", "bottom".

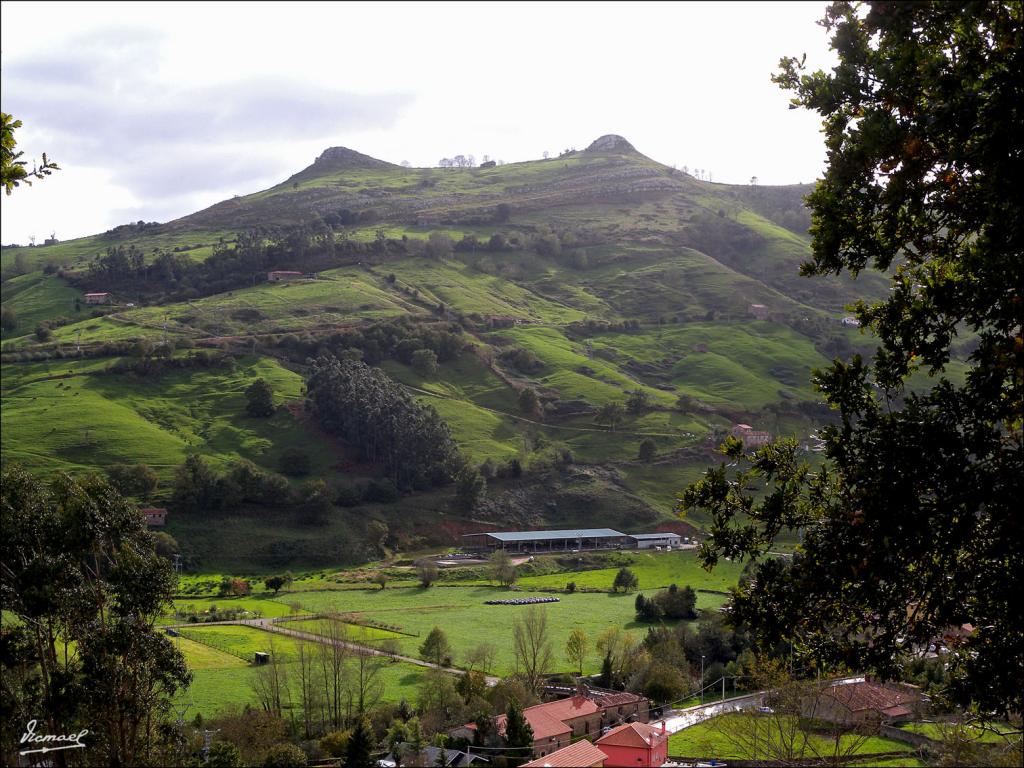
[{"left": 463, "top": 528, "right": 627, "bottom": 553}]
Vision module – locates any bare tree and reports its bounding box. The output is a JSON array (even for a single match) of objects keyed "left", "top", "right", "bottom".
[
  {"left": 350, "top": 648, "right": 385, "bottom": 714},
  {"left": 295, "top": 639, "right": 323, "bottom": 738},
  {"left": 317, "top": 618, "right": 350, "bottom": 728},
  {"left": 251, "top": 635, "right": 290, "bottom": 716},
  {"left": 465, "top": 642, "right": 498, "bottom": 676},
  {"left": 512, "top": 606, "right": 554, "bottom": 693}
]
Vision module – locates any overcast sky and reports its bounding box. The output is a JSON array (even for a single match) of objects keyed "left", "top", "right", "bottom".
[{"left": 1, "top": 1, "right": 836, "bottom": 245}]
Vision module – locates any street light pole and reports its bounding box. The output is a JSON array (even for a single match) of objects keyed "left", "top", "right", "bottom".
[{"left": 700, "top": 656, "right": 705, "bottom": 704}]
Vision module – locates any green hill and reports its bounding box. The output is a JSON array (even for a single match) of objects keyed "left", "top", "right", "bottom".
[{"left": 2, "top": 134, "right": 896, "bottom": 569}]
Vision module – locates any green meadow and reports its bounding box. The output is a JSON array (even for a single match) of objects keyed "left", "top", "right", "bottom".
[{"left": 667, "top": 713, "right": 919, "bottom": 762}]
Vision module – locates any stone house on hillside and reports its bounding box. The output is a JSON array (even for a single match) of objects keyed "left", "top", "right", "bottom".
[
  {"left": 807, "top": 679, "right": 922, "bottom": 726},
  {"left": 729, "top": 423, "right": 773, "bottom": 449}
]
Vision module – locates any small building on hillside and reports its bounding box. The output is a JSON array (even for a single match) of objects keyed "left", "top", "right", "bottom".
[
  {"left": 749, "top": 303, "right": 770, "bottom": 320},
  {"left": 44, "top": 233, "right": 60, "bottom": 246},
  {"left": 379, "top": 744, "right": 488, "bottom": 767},
  {"left": 84, "top": 292, "right": 111, "bottom": 305},
  {"left": 462, "top": 529, "right": 628, "bottom": 554},
  {"left": 522, "top": 739, "right": 607, "bottom": 768},
  {"left": 729, "top": 423, "right": 773, "bottom": 450},
  {"left": 267, "top": 270, "right": 304, "bottom": 282},
  {"left": 595, "top": 721, "right": 669, "bottom": 768},
  {"left": 809, "top": 679, "right": 922, "bottom": 726},
  {"left": 628, "top": 532, "right": 682, "bottom": 550},
  {"left": 841, "top": 316, "right": 861, "bottom": 327},
  {"left": 141, "top": 507, "right": 167, "bottom": 527}
]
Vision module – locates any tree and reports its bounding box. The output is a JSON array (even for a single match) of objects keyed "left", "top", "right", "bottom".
[
  {"left": 503, "top": 699, "right": 535, "bottom": 767},
  {"left": 1, "top": 306, "right": 17, "bottom": 332},
  {"left": 612, "top": 567, "right": 638, "bottom": 593},
  {"left": 454, "top": 465, "right": 486, "bottom": 511},
  {"left": 1, "top": 112, "right": 59, "bottom": 195},
  {"left": 416, "top": 558, "right": 439, "bottom": 588},
  {"left": 411, "top": 348, "right": 439, "bottom": 377},
  {"left": 372, "top": 572, "right": 389, "bottom": 590},
  {"left": 264, "top": 575, "right": 287, "bottom": 594},
  {"left": 681, "top": 1, "right": 1024, "bottom": 715},
  {"left": 638, "top": 438, "right": 657, "bottom": 463},
  {"left": 262, "top": 742, "right": 307, "bottom": 767},
  {"left": 489, "top": 549, "right": 518, "bottom": 587},
  {"left": 512, "top": 606, "right": 554, "bottom": 693},
  {"left": 518, "top": 387, "right": 541, "bottom": 419},
  {"left": 344, "top": 717, "right": 376, "bottom": 768},
  {"left": 207, "top": 740, "right": 244, "bottom": 767},
  {"left": 245, "top": 378, "right": 275, "bottom": 417},
  {"left": 625, "top": 388, "right": 651, "bottom": 414},
  {"left": 107, "top": 462, "right": 160, "bottom": 497},
  {"left": 420, "top": 626, "right": 452, "bottom": 666},
  {"left": 565, "top": 628, "right": 590, "bottom": 676},
  {"left": 0, "top": 466, "right": 191, "bottom": 765},
  {"left": 595, "top": 401, "right": 625, "bottom": 431},
  {"left": 426, "top": 231, "right": 454, "bottom": 259},
  {"left": 278, "top": 447, "right": 311, "bottom": 476}
]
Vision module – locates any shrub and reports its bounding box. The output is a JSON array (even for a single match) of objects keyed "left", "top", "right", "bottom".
[{"left": 278, "top": 448, "right": 311, "bottom": 477}]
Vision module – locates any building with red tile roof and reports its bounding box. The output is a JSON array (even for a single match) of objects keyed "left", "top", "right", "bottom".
[
  {"left": 810, "top": 679, "right": 922, "bottom": 725},
  {"left": 594, "top": 721, "right": 668, "bottom": 768},
  {"left": 522, "top": 739, "right": 608, "bottom": 768},
  {"left": 450, "top": 685, "right": 649, "bottom": 759}
]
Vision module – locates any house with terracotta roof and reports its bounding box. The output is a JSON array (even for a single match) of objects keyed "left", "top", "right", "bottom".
[
  {"left": 267, "top": 270, "right": 305, "bottom": 282},
  {"left": 522, "top": 739, "right": 608, "bottom": 768},
  {"left": 595, "top": 722, "right": 668, "bottom": 768},
  {"left": 84, "top": 292, "right": 111, "bottom": 305},
  {"left": 450, "top": 686, "right": 649, "bottom": 759},
  {"left": 729, "top": 423, "right": 772, "bottom": 449},
  {"left": 140, "top": 507, "right": 167, "bottom": 526},
  {"left": 809, "top": 679, "right": 922, "bottom": 726}
]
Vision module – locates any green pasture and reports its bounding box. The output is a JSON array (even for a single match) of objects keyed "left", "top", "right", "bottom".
[
  {"left": 169, "top": 624, "right": 427, "bottom": 718},
  {"left": 898, "top": 720, "right": 1021, "bottom": 746},
  {"left": 515, "top": 549, "right": 744, "bottom": 593},
  {"left": 286, "top": 617, "right": 407, "bottom": 644},
  {"left": 163, "top": 596, "right": 308, "bottom": 623},
  {"left": 667, "top": 713, "right": 917, "bottom": 761},
  {"left": 269, "top": 583, "right": 722, "bottom": 676},
  {"left": 0, "top": 355, "right": 336, "bottom": 481},
  {"left": 1, "top": 271, "right": 87, "bottom": 340}
]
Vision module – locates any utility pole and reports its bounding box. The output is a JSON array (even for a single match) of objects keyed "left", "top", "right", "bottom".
[{"left": 700, "top": 656, "right": 705, "bottom": 704}]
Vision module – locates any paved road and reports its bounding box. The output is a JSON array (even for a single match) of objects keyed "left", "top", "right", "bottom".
[
  {"left": 650, "top": 676, "right": 866, "bottom": 735},
  {"left": 164, "top": 615, "right": 500, "bottom": 685}
]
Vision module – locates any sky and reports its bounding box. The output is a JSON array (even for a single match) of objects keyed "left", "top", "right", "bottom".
[{"left": 1, "top": 1, "right": 837, "bottom": 245}]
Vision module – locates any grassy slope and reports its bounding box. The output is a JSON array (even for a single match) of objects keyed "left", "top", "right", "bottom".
[{"left": 1, "top": 271, "right": 87, "bottom": 340}]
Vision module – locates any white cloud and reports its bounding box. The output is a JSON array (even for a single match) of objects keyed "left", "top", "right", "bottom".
[{"left": 1, "top": 1, "right": 836, "bottom": 243}]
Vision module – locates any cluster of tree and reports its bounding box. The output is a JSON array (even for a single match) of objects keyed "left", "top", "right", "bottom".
[
  {"left": 611, "top": 567, "right": 639, "bottom": 592},
  {"left": 310, "top": 316, "right": 468, "bottom": 368},
  {"left": 104, "top": 346, "right": 230, "bottom": 377},
  {"left": 0, "top": 466, "right": 191, "bottom": 765},
  {"left": 681, "top": 1, "right": 1023, "bottom": 715},
  {"left": 106, "top": 462, "right": 160, "bottom": 498},
  {"left": 498, "top": 346, "right": 544, "bottom": 374},
  {"left": 305, "top": 355, "right": 461, "bottom": 490},
  {"left": 438, "top": 154, "right": 476, "bottom": 168},
  {"left": 634, "top": 584, "right": 698, "bottom": 621}
]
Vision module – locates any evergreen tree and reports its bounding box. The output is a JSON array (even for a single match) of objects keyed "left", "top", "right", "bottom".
[
  {"left": 504, "top": 699, "right": 535, "bottom": 767},
  {"left": 245, "top": 378, "right": 275, "bottom": 417},
  {"left": 344, "top": 717, "right": 375, "bottom": 768}
]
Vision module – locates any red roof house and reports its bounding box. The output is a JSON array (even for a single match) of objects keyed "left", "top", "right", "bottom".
[
  {"left": 810, "top": 679, "right": 921, "bottom": 725},
  {"left": 523, "top": 739, "right": 608, "bottom": 768},
  {"left": 594, "top": 722, "right": 668, "bottom": 768},
  {"left": 140, "top": 507, "right": 167, "bottom": 527}
]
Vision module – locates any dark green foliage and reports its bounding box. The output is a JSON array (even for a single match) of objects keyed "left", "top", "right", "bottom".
[
  {"left": 682, "top": 1, "right": 1023, "bottom": 715},
  {"left": 598, "top": 652, "right": 614, "bottom": 688},
  {"left": 0, "top": 305, "right": 16, "bottom": 331},
  {"left": 172, "top": 454, "right": 220, "bottom": 512},
  {"left": 106, "top": 462, "right": 159, "bottom": 497},
  {"left": 638, "top": 438, "right": 657, "bottom": 463},
  {"left": 262, "top": 743, "right": 307, "bottom": 767},
  {"left": 625, "top": 388, "right": 651, "bottom": 414},
  {"left": 207, "top": 740, "right": 243, "bottom": 767},
  {"left": 500, "top": 346, "right": 544, "bottom": 375},
  {"left": 34, "top": 323, "right": 51, "bottom": 342},
  {"left": 612, "top": 567, "right": 638, "bottom": 593},
  {"left": 278, "top": 447, "right": 311, "bottom": 477},
  {"left": 0, "top": 465, "right": 190, "bottom": 765},
  {"left": 454, "top": 465, "right": 486, "bottom": 511},
  {"left": 344, "top": 718, "right": 375, "bottom": 768},
  {"left": 363, "top": 478, "right": 401, "bottom": 503},
  {"left": 503, "top": 699, "right": 534, "bottom": 767},
  {"left": 595, "top": 401, "right": 625, "bottom": 431},
  {"left": 411, "top": 347, "right": 439, "bottom": 377},
  {"left": 306, "top": 355, "right": 460, "bottom": 489},
  {"left": 264, "top": 575, "right": 287, "bottom": 594},
  {"left": 517, "top": 387, "right": 541, "bottom": 418},
  {"left": 245, "top": 378, "right": 275, "bottom": 417},
  {"left": 420, "top": 627, "right": 452, "bottom": 666}
]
